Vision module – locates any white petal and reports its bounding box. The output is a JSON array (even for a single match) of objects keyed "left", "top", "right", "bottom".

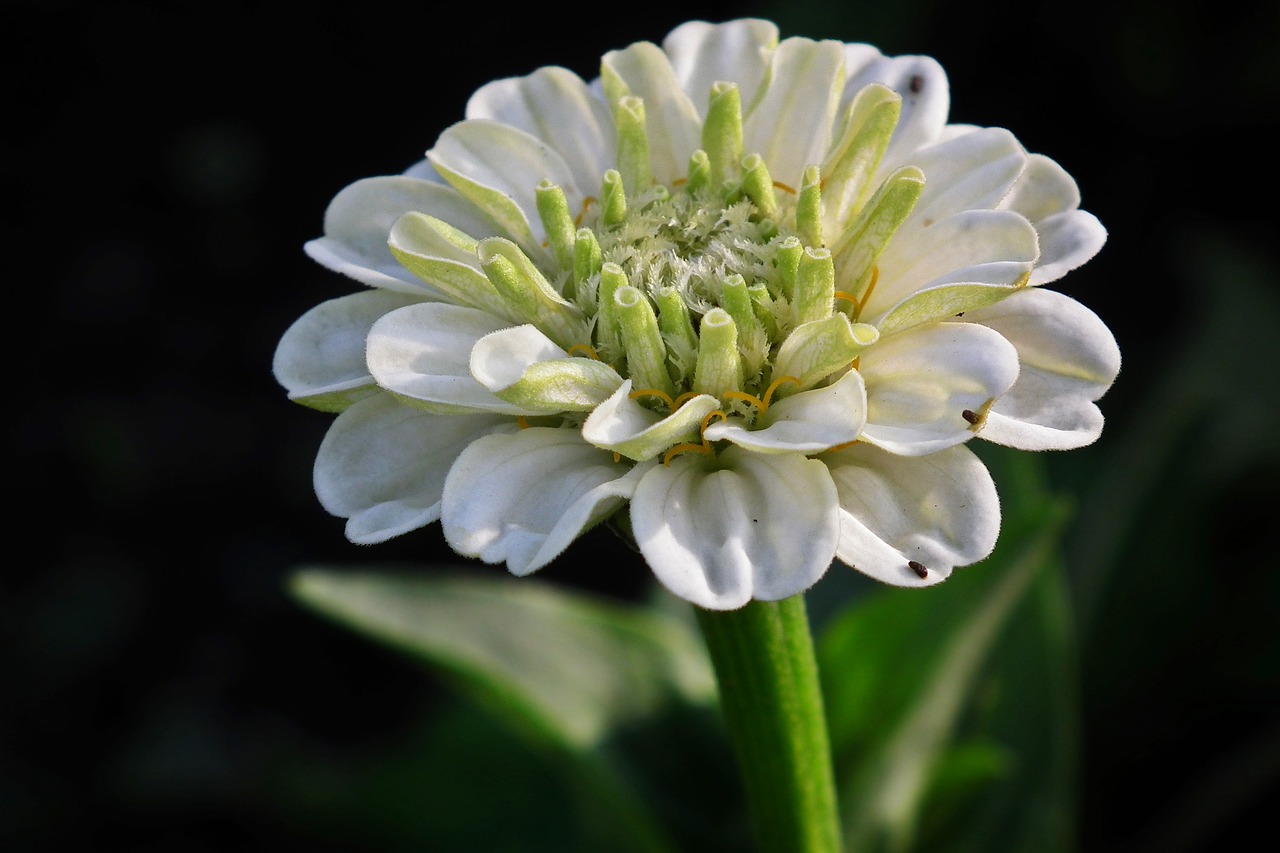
[
  {"left": 366, "top": 303, "right": 533, "bottom": 415},
  {"left": 743, "top": 36, "right": 846, "bottom": 189},
  {"left": 867, "top": 209, "right": 1040, "bottom": 322},
  {"left": 662, "top": 19, "right": 779, "bottom": 118},
  {"left": 843, "top": 50, "right": 950, "bottom": 164},
  {"left": 601, "top": 40, "right": 702, "bottom": 184},
  {"left": 1027, "top": 210, "right": 1107, "bottom": 286},
  {"left": 826, "top": 443, "right": 999, "bottom": 587},
  {"left": 859, "top": 322, "right": 1020, "bottom": 455},
  {"left": 428, "top": 119, "right": 580, "bottom": 255},
  {"left": 581, "top": 380, "right": 720, "bottom": 462},
  {"left": 704, "top": 369, "right": 867, "bottom": 453},
  {"left": 631, "top": 448, "right": 840, "bottom": 610},
  {"left": 304, "top": 175, "right": 498, "bottom": 293},
  {"left": 961, "top": 288, "right": 1121, "bottom": 450},
  {"left": 274, "top": 290, "right": 423, "bottom": 411},
  {"left": 999, "top": 153, "right": 1080, "bottom": 223},
  {"left": 465, "top": 66, "right": 615, "bottom": 198},
  {"left": 469, "top": 324, "right": 566, "bottom": 391},
  {"left": 314, "top": 395, "right": 508, "bottom": 544},
  {"left": 442, "top": 427, "right": 651, "bottom": 576},
  {"left": 895, "top": 127, "right": 1029, "bottom": 228}
]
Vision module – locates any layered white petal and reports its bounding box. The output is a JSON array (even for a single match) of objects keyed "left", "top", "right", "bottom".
[
  {"left": 743, "top": 36, "right": 846, "bottom": 188},
  {"left": 961, "top": 288, "right": 1121, "bottom": 450},
  {"left": 842, "top": 49, "right": 950, "bottom": 165},
  {"left": 826, "top": 443, "right": 1000, "bottom": 587},
  {"left": 859, "top": 322, "right": 1020, "bottom": 455},
  {"left": 703, "top": 369, "right": 867, "bottom": 453},
  {"left": 1026, "top": 210, "right": 1107, "bottom": 286},
  {"left": 273, "top": 290, "right": 423, "bottom": 411},
  {"left": 304, "top": 175, "right": 497, "bottom": 293},
  {"left": 1000, "top": 153, "right": 1080, "bottom": 223},
  {"left": 866, "top": 208, "right": 1040, "bottom": 323},
  {"left": 894, "top": 127, "right": 1028, "bottom": 229},
  {"left": 663, "top": 18, "right": 779, "bottom": 117},
  {"left": 465, "top": 66, "right": 615, "bottom": 198},
  {"left": 314, "top": 395, "right": 508, "bottom": 544},
  {"left": 631, "top": 448, "right": 840, "bottom": 610},
  {"left": 601, "top": 40, "right": 702, "bottom": 184},
  {"left": 582, "top": 380, "right": 720, "bottom": 462},
  {"left": 442, "top": 427, "right": 652, "bottom": 576},
  {"left": 1000, "top": 153, "right": 1106, "bottom": 286},
  {"left": 470, "top": 325, "right": 622, "bottom": 413},
  {"left": 428, "top": 119, "right": 581, "bottom": 256},
  {"left": 366, "top": 303, "right": 533, "bottom": 415}
]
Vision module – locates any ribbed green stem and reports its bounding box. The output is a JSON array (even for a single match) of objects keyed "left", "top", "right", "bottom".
[{"left": 696, "top": 595, "right": 842, "bottom": 853}]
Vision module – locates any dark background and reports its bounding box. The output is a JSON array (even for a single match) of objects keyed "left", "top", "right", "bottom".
[{"left": 9, "top": 0, "right": 1280, "bottom": 850}]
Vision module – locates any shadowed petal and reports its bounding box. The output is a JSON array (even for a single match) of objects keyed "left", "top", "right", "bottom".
[
  {"left": 826, "top": 442, "right": 1000, "bottom": 587},
  {"left": 631, "top": 448, "right": 839, "bottom": 609}
]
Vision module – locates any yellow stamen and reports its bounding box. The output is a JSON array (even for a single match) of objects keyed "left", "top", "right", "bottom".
[
  {"left": 856, "top": 266, "right": 879, "bottom": 316},
  {"left": 663, "top": 442, "right": 711, "bottom": 465},
  {"left": 575, "top": 196, "right": 597, "bottom": 226},
  {"left": 567, "top": 343, "right": 602, "bottom": 360},
  {"left": 663, "top": 409, "right": 728, "bottom": 466},
  {"left": 701, "top": 410, "right": 728, "bottom": 431},
  {"left": 773, "top": 180, "right": 797, "bottom": 195},
  {"left": 629, "top": 387, "right": 676, "bottom": 411},
  {"left": 825, "top": 439, "right": 860, "bottom": 454},
  {"left": 1012, "top": 270, "right": 1031, "bottom": 289},
  {"left": 612, "top": 451, "right": 622, "bottom": 463},
  {"left": 851, "top": 356, "right": 860, "bottom": 371},
  {"left": 761, "top": 375, "right": 801, "bottom": 410},
  {"left": 722, "top": 390, "right": 767, "bottom": 411},
  {"left": 672, "top": 391, "right": 702, "bottom": 410},
  {"left": 672, "top": 177, "right": 688, "bottom": 188},
  {"left": 833, "top": 291, "right": 859, "bottom": 305},
  {"left": 517, "top": 416, "right": 531, "bottom": 429}
]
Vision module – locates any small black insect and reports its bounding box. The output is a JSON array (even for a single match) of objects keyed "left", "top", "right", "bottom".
[
  {"left": 908, "top": 560, "right": 928, "bottom": 579},
  {"left": 908, "top": 74, "right": 924, "bottom": 94},
  {"left": 962, "top": 409, "right": 980, "bottom": 425}
]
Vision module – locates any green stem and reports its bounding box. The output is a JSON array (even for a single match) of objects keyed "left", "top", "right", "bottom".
[{"left": 696, "top": 595, "right": 842, "bottom": 853}]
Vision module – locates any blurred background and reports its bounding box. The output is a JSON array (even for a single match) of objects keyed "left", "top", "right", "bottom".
[{"left": 8, "top": 0, "right": 1279, "bottom": 850}]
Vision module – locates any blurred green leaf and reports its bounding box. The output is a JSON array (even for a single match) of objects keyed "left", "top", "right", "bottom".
[
  {"left": 819, "top": 449, "right": 1077, "bottom": 853},
  {"left": 290, "top": 568, "right": 714, "bottom": 750},
  {"left": 288, "top": 567, "right": 722, "bottom": 852}
]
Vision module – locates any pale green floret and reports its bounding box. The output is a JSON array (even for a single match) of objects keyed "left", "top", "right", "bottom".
[
  {"left": 720, "top": 274, "right": 768, "bottom": 380},
  {"left": 535, "top": 180, "right": 577, "bottom": 272},
  {"left": 601, "top": 169, "right": 628, "bottom": 226},
  {"left": 613, "top": 95, "right": 652, "bottom": 197},
  {"left": 793, "top": 247, "right": 836, "bottom": 326},
  {"left": 655, "top": 286, "right": 699, "bottom": 384},
  {"left": 494, "top": 357, "right": 625, "bottom": 413},
  {"left": 773, "top": 236, "right": 803, "bottom": 301},
  {"left": 693, "top": 307, "right": 741, "bottom": 398},
  {"left": 795, "top": 165, "right": 824, "bottom": 248},
  {"left": 821, "top": 83, "right": 902, "bottom": 237},
  {"left": 739, "top": 154, "right": 778, "bottom": 218},
  {"left": 477, "top": 237, "right": 588, "bottom": 350},
  {"left": 702, "top": 82, "right": 744, "bottom": 187},
  {"left": 595, "top": 262, "right": 628, "bottom": 360},
  {"left": 830, "top": 165, "right": 925, "bottom": 300},
  {"left": 773, "top": 315, "right": 880, "bottom": 394},
  {"left": 614, "top": 284, "right": 675, "bottom": 398},
  {"left": 686, "top": 149, "right": 712, "bottom": 195},
  {"left": 572, "top": 227, "right": 602, "bottom": 293}
]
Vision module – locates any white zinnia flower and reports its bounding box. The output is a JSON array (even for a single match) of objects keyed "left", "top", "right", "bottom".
[{"left": 274, "top": 18, "right": 1120, "bottom": 610}]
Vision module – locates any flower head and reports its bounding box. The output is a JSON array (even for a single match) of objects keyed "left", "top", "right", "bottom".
[{"left": 274, "top": 19, "right": 1120, "bottom": 610}]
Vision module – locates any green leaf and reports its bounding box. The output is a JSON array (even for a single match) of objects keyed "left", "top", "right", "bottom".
[
  {"left": 819, "top": 449, "right": 1077, "bottom": 853},
  {"left": 288, "top": 568, "right": 722, "bottom": 853},
  {"left": 289, "top": 568, "right": 714, "bottom": 751}
]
